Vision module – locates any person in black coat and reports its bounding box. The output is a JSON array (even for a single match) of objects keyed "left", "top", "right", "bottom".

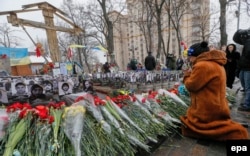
[
  {"left": 233, "top": 29, "right": 250, "bottom": 112},
  {"left": 224, "top": 44, "right": 240, "bottom": 89},
  {"left": 103, "top": 62, "right": 111, "bottom": 73},
  {"left": 176, "top": 57, "right": 184, "bottom": 70},
  {"left": 29, "top": 84, "right": 46, "bottom": 104},
  {"left": 144, "top": 51, "right": 156, "bottom": 71}
]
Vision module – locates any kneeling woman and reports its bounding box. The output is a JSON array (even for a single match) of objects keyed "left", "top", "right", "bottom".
[{"left": 180, "top": 41, "right": 248, "bottom": 140}]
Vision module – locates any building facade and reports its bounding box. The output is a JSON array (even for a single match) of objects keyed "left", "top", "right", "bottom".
[{"left": 111, "top": 0, "right": 210, "bottom": 70}]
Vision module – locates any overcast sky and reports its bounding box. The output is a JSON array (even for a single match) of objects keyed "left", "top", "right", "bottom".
[{"left": 0, "top": 0, "right": 84, "bottom": 49}]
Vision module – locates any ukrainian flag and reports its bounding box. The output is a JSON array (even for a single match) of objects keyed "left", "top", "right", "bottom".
[
  {"left": 0, "top": 47, "right": 30, "bottom": 66},
  {"left": 68, "top": 44, "right": 108, "bottom": 53},
  {"left": 92, "top": 45, "right": 108, "bottom": 53}
]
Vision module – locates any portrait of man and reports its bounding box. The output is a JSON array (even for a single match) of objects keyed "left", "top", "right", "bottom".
[
  {"left": 52, "top": 79, "right": 59, "bottom": 94},
  {"left": 0, "top": 80, "right": 11, "bottom": 100},
  {"left": 0, "top": 90, "right": 8, "bottom": 104},
  {"left": 42, "top": 80, "right": 53, "bottom": 93},
  {"left": 26, "top": 79, "right": 35, "bottom": 95},
  {"left": 12, "top": 82, "right": 28, "bottom": 96},
  {"left": 29, "top": 84, "right": 46, "bottom": 104}
]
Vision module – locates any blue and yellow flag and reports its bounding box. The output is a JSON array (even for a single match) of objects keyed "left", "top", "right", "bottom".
[
  {"left": 0, "top": 47, "right": 28, "bottom": 58},
  {"left": 0, "top": 47, "right": 30, "bottom": 66},
  {"left": 92, "top": 45, "right": 108, "bottom": 53}
]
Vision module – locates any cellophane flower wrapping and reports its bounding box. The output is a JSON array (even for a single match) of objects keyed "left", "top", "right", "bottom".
[
  {"left": 157, "top": 94, "right": 188, "bottom": 120},
  {"left": 2, "top": 111, "right": 28, "bottom": 156},
  {"left": 71, "top": 95, "right": 133, "bottom": 156},
  {"left": 104, "top": 97, "right": 150, "bottom": 152},
  {"left": 0, "top": 108, "right": 9, "bottom": 140},
  {"left": 78, "top": 94, "right": 111, "bottom": 134},
  {"left": 134, "top": 94, "right": 179, "bottom": 127},
  {"left": 63, "top": 104, "right": 85, "bottom": 156},
  {"left": 158, "top": 89, "right": 187, "bottom": 106},
  {"left": 122, "top": 99, "right": 166, "bottom": 143}
]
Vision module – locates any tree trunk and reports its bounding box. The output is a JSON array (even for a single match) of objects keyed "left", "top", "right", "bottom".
[{"left": 219, "top": 0, "right": 228, "bottom": 46}]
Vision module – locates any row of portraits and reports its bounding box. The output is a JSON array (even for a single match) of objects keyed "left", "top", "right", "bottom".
[
  {"left": 0, "top": 76, "right": 80, "bottom": 104},
  {"left": 92, "top": 71, "right": 183, "bottom": 83}
]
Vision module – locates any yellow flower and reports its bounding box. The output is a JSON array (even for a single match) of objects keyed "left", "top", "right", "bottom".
[{"left": 62, "top": 105, "right": 86, "bottom": 118}]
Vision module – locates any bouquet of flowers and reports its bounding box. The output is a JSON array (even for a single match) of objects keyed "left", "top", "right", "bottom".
[
  {"left": 109, "top": 92, "right": 166, "bottom": 143},
  {"left": 75, "top": 94, "right": 136, "bottom": 155},
  {"left": 0, "top": 101, "right": 70, "bottom": 156},
  {"left": 63, "top": 104, "right": 86, "bottom": 156},
  {"left": 0, "top": 108, "right": 8, "bottom": 140}
]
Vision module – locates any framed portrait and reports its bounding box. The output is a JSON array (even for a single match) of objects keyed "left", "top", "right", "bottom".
[
  {"left": 0, "top": 89, "right": 8, "bottom": 103},
  {"left": 130, "top": 74, "right": 136, "bottom": 83},
  {"left": 26, "top": 79, "right": 35, "bottom": 96},
  {"left": 146, "top": 73, "right": 152, "bottom": 82},
  {"left": 70, "top": 77, "right": 79, "bottom": 88},
  {"left": 51, "top": 79, "right": 59, "bottom": 93},
  {"left": 42, "top": 80, "right": 54, "bottom": 94},
  {"left": 11, "top": 81, "right": 28, "bottom": 96},
  {"left": 0, "top": 82, "right": 4, "bottom": 89},
  {"left": 58, "top": 82, "right": 72, "bottom": 96}
]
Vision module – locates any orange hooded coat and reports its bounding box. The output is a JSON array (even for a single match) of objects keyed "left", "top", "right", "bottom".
[{"left": 180, "top": 50, "right": 248, "bottom": 140}]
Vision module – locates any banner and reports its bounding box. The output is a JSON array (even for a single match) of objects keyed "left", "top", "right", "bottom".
[
  {"left": 10, "top": 57, "right": 31, "bottom": 66},
  {"left": 69, "top": 44, "right": 108, "bottom": 53},
  {"left": 92, "top": 45, "right": 108, "bottom": 53},
  {"left": 0, "top": 47, "right": 28, "bottom": 59},
  {"left": 69, "top": 44, "right": 86, "bottom": 48}
]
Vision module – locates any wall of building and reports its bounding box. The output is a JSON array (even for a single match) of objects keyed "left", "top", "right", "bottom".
[{"left": 111, "top": 0, "right": 210, "bottom": 70}]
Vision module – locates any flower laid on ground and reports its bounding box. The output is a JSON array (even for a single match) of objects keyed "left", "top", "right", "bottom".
[
  {"left": 3, "top": 115, "right": 28, "bottom": 156},
  {"left": 0, "top": 89, "right": 192, "bottom": 156},
  {"left": 49, "top": 102, "right": 65, "bottom": 154},
  {"left": 63, "top": 104, "right": 86, "bottom": 156},
  {"left": 1, "top": 101, "right": 69, "bottom": 156},
  {"left": 226, "top": 88, "right": 237, "bottom": 104},
  {"left": 0, "top": 108, "right": 9, "bottom": 140},
  {"left": 109, "top": 91, "right": 166, "bottom": 143}
]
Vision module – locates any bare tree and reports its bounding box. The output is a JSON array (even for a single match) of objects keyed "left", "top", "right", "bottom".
[
  {"left": 58, "top": 0, "right": 100, "bottom": 73},
  {"left": 144, "top": 0, "right": 166, "bottom": 59},
  {"left": 190, "top": 1, "right": 220, "bottom": 42},
  {"left": 79, "top": 0, "right": 126, "bottom": 66},
  {"left": 0, "top": 23, "right": 22, "bottom": 47},
  {"left": 245, "top": 0, "right": 250, "bottom": 16},
  {"left": 132, "top": 1, "right": 155, "bottom": 53},
  {"left": 168, "top": 0, "right": 191, "bottom": 55},
  {"left": 219, "top": 0, "right": 228, "bottom": 46}
]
